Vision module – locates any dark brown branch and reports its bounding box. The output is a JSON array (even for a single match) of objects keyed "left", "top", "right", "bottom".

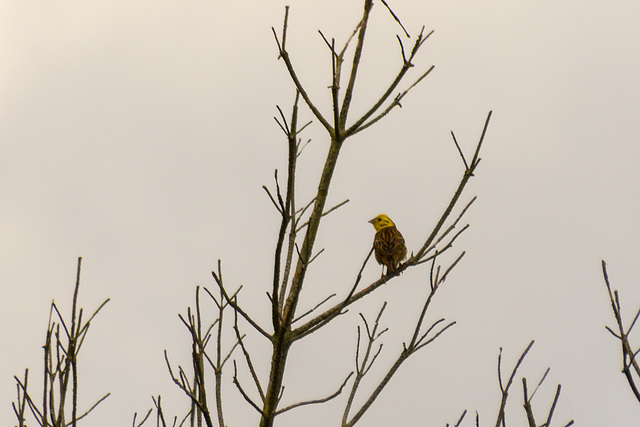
[
  {"left": 346, "top": 30, "right": 434, "bottom": 136},
  {"left": 214, "top": 285, "right": 225, "bottom": 427},
  {"left": 234, "top": 309, "right": 265, "bottom": 402},
  {"left": 212, "top": 270, "right": 269, "bottom": 339},
  {"left": 343, "top": 304, "right": 387, "bottom": 425},
  {"left": 469, "top": 110, "right": 492, "bottom": 172},
  {"left": 271, "top": 93, "right": 300, "bottom": 329},
  {"left": 544, "top": 384, "right": 562, "bottom": 427},
  {"left": 76, "top": 298, "right": 110, "bottom": 351},
  {"left": 495, "top": 340, "right": 535, "bottom": 427},
  {"left": 13, "top": 370, "right": 42, "bottom": 426},
  {"left": 275, "top": 373, "right": 353, "bottom": 416},
  {"left": 413, "top": 112, "right": 491, "bottom": 260},
  {"left": 380, "top": 0, "right": 410, "bottom": 38},
  {"left": 345, "top": 280, "right": 454, "bottom": 426},
  {"left": 522, "top": 378, "right": 536, "bottom": 427},
  {"left": 627, "top": 306, "right": 640, "bottom": 335},
  {"left": 272, "top": 8, "right": 333, "bottom": 134},
  {"left": 438, "top": 251, "right": 465, "bottom": 285},
  {"left": 233, "top": 360, "right": 264, "bottom": 415},
  {"left": 530, "top": 367, "right": 550, "bottom": 401},
  {"left": 414, "top": 320, "right": 455, "bottom": 352},
  {"left": 132, "top": 408, "right": 153, "bottom": 427},
  {"left": 435, "top": 196, "right": 476, "bottom": 246},
  {"left": 451, "top": 409, "right": 468, "bottom": 427},
  {"left": 151, "top": 395, "right": 168, "bottom": 427},
  {"left": 339, "top": 0, "right": 374, "bottom": 131},
  {"left": 451, "top": 131, "right": 469, "bottom": 170},
  {"left": 415, "top": 225, "right": 469, "bottom": 267},
  {"left": 307, "top": 247, "right": 325, "bottom": 264},
  {"left": 602, "top": 260, "right": 640, "bottom": 402},
  {"left": 292, "top": 248, "right": 374, "bottom": 342},
  {"left": 71, "top": 393, "right": 111, "bottom": 424},
  {"left": 292, "top": 293, "right": 337, "bottom": 324},
  {"left": 263, "top": 185, "right": 283, "bottom": 214},
  {"left": 292, "top": 112, "right": 490, "bottom": 336},
  {"left": 295, "top": 199, "right": 350, "bottom": 232},
  {"left": 318, "top": 30, "right": 337, "bottom": 58}
]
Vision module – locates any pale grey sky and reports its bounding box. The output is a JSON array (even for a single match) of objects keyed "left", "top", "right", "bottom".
[{"left": 2, "top": 0, "right": 640, "bottom": 425}]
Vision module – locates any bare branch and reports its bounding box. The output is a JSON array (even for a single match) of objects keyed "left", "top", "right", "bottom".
[
  {"left": 453, "top": 409, "right": 468, "bottom": 427},
  {"left": 263, "top": 185, "right": 283, "bottom": 214},
  {"left": 627, "top": 305, "right": 640, "bottom": 336},
  {"left": 522, "top": 378, "right": 536, "bottom": 427},
  {"left": 450, "top": 131, "right": 469, "bottom": 170},
  {"left": 275, "top": 373, "right": 353, "bottom": 415},
  {"left": 71, "top": 393, "right": 111, "bottom": 424},
  {"left": 275, "top": 105, "right": 291, "bottom": 135},
  {"left": 348, "top": 64, "right": 434, "bottom": 136},
  {"left": 413, "top": 112, "right": 491, "bottom": 261},
  {"left": 494, "top": 340, "right": 535, "bottom": 427},
  {"left": 396, "top": 35, "right": 407, "bottom": 64},
  {"left": 132, "top": 408, "right": 153, "bottom": 427},
  {"left": 292, "top": 248, "right": 374, "bottom": 341},
  {"left": 438, "top": 251, "right": 465, "bottom": 285},
  {"left": 339, "top": 0, "right": 375, "bottom": 130},
  {"left": 296, "top": 199, "right": 350, "bottom": 232},
  {"left": 470, "top": 110, "right": 493, "bottom": 170},
  {"left": 272, "top": 7, "right": 333, "bottom": 134},
  {"left": 380, "top": 0, "right": 410, "bottom": 38},
  {"left": 346, "top": 32, "right": 435, "bottom": 136},
  {"left": 212, "top": 270, "right": 270, "bottom": 339},
  {"left": 602, "top": 260, "right": 640, "bottom": 401},
  {"left": 234, "top": 309, "right": 265, "bottom": 402},
  {"left": 343, "top": 303, "right": 388, "bottom": 424},
  {"left": 414, "top": 320, "right": 456, "bottom": 352},
  {"left": 606, "top": 325, "right": 622, "bottom": 339},
  {"left": 233, "top": 361, "right": 264, "bottom": 415},
  {"left": 293, "top": 293, "right": 337, "bottom": 324},
  {"left": 530, "top": 367, "right": 550, "bottom": 401},
  {"left": 544, "top": 384, "right": 562, "bottom": 427},
  {"left": 318, "top": 30, "right": 338, "bottom": 59},
  {"left": 151, "top": 395, "right": 168, "bottom": 427}
]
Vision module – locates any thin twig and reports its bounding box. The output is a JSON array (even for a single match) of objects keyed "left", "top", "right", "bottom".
[
  {"left": 276, "top": 373, "right": 353, "bottom": 415},
  {"left": 380, "top": 0, "right": 410, "bottom": 38},
  {"left": 234, "top": 309, "right": 265, "bottom": 402},
  {"left": 212, "top": 270, "right": 269, "bottom": 339},
  {"left": 495, "top": 341, "right": 535, "bottom": 427},
  {"left": 530, "top": 367, "right": 550, "bottom": 401},
  {"left": 451, "top": 131, "right": 469, "bottom": 170},
  {"left": 272, "top": 7, "right": 333, "bottom": 133},
  {"left": 296, "top": 199, "right": 350, "bottom": 232},
  {"left": 233, "top": 361, "right": 264, "bottom": 415},
  {"left": 293, "top": 293, "right": 337, "bottom": 324},
  {"left": 454, "top": 409, "right": 468, "bottom": 427}
]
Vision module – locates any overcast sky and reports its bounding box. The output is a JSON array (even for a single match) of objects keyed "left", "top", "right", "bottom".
[{"left": 2, "top": 0, "right": 640, "bottom": 425}]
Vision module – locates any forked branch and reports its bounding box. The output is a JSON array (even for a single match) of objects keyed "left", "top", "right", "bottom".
[
  {"left": 602, "top": 260, "right": 640, "bottom": 403},
  {"left": 292, "top": 111, "right": 492, "bottom": 341},
  {"left": 343, "top": 275, "right": 454, "bottom": 426},
  {"left": 12, "top": 257, "right": 110, "bottom": 427}
]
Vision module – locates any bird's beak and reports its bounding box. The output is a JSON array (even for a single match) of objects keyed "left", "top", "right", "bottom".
[{"left": 368, "top": 218, "right": 375, "bottom": 224}]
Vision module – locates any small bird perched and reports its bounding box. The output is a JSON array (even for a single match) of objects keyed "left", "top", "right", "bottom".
[{"left": 369, "top": 214, "right": 407, "bottom": 276}]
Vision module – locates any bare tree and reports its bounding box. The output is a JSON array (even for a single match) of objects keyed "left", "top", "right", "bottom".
[
  {"left": 12, "top": 257, "right": 110, "bottom": 427},
  {"left": 162, "top": 1, "right": 491, "bottom": 425},
  {"left": 11, "top": 2, "right": 577, "bottom": 427}
]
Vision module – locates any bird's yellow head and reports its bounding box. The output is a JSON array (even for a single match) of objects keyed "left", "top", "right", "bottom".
[{"left": 368, "top": 214, "right": 395, "bottom": 232}]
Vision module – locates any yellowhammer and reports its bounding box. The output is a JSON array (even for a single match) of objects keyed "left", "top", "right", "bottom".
[{"left": 369, "top": 214, "right": 407, "bottom": 276}]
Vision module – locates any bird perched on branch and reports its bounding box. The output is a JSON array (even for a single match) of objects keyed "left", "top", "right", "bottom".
[{"left": 369, "top": 214, "right": 407, "bottom": 276}]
